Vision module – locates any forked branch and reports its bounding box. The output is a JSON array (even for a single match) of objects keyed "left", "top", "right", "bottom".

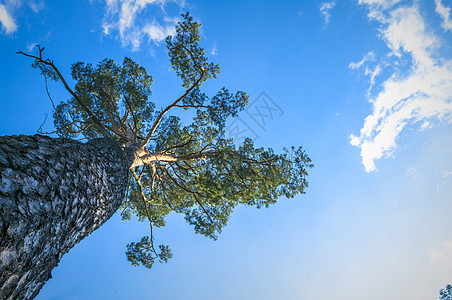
[
  {"left": 17, "top": 45, "right": 112, "bottom": 137},
  {"left": 140, "top": 45, "right": 205, "bottom": 148}
]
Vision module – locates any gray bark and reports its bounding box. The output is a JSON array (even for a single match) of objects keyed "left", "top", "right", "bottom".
[{"left": 0, "top": 135, "right": 134, "bottom": 299}]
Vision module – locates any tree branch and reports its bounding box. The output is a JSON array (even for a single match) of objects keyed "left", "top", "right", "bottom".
[
  {"left": 131, "top": 148, "right": 217, "bottom": 168},
  {"left": 140, "top": 44, "right": 205, "bottom": 148},
  {"left": 161, "top": 167, "right": 214, "bottom": 225},
  {"left": 17, "top": 46, "right": 112, "bottom": 137},
  {"left": 161, "top": 135, "right": 195, "bottom": 155},
  {"left": 123, "top": 93, "right": 139, "bottom": 137},
  {"left": 131, "top": 168, "right": 159, "bottom": 256}
]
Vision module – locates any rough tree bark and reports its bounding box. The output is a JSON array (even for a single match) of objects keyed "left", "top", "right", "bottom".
[{"left": 0, "top": 135, "right": 134, "bottom": 299}]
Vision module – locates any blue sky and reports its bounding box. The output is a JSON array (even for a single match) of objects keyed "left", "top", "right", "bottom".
[{"left": 1, "top": 0, "right": 452, "bottom": 299}]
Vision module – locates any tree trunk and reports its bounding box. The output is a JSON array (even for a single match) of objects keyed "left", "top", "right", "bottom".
[{"left": 0, "top": 135, "right": 133, "bottom": 300}]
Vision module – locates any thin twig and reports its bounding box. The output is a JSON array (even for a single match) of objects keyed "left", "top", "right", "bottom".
[{"left": 131, "top": 168, "right": 158, "bottom": 256}]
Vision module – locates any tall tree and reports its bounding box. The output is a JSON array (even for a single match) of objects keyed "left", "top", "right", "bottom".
[{"left": 1, "top": 13, "right": 312, "bottom": 299}]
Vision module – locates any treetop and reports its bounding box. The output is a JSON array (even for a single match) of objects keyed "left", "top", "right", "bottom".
[{"left": 18, "top": 12, "right": 313, "bottom": 269}]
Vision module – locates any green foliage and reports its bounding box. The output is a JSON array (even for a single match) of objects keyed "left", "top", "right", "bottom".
[
  {"left": 55, "top": 57, "right": 155, "bottom": 141},
  {"left": 440, "top": 285, "right": 452, "bottom": 300},
  {"left": 27, "top": 13, "right": 313, "bottom": 270},
  {"left": 126, "top": 236, "right": 172, "bottom": 269},
  {"left": 166, "top": 12, "right": 220, "bottom": 88},
  {"left": 32, "top": 59, "right": 59, "bottom": 81}
]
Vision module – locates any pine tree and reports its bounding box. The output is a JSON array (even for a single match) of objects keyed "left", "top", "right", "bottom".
[{"left": 1, "top": 13, "right": 313, "bottom": 299}]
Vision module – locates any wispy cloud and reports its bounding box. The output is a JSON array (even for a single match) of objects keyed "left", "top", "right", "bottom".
[
  {"left": 320, "top": 1, "right": 336, "bottom": 25},
  {"left": 0, "top": 0, "right": 45, "bottom": 35},
  {"left": 435, "top": 0, "right": 452, "bottom": 32},
  {"left": 26, "top": 42, "right": 36, "bottom": 52},
  {"left": 26, "top": 0, "right": 44, "bottom": 13},
  {"left": 210, "top": 41, "right": 217, "bottom": 55},
  {"left": 349, "top": 51, "right": 382, "bottom": 95},
  {"left": 364, "top": 65, "right": 382, "bottom": 95},
  {"left": 102, "top": 0, "right": 185, "bottom": 51},
  {"left": 349, "top": 51, "right": 375, "bottom": 70},
  {"left": 0, "top": 3, "right": 17, "bottom": 34},
  {"left": 350, "top": 1, "right": 452, "bottom": 172}
]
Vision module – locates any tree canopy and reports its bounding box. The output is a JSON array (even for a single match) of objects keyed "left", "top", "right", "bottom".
[{"left": 18, "top": 13, "right": 313, "bottom": 269}]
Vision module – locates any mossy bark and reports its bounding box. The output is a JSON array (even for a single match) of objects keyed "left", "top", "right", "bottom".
[{"left": 0, "top": 135, "right": 133, "bottom": 300}]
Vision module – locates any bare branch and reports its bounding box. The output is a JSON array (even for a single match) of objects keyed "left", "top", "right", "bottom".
[
  {"left": 37, "top": 113, "right": 48, "bottom": 134},
  {"left": 40, "top": 121, "right": 93, "bottom": 136},
  {"left": 131, "top": 149, "right": 216, "bottom": 168},
  {"left": 17, "top": 46, "right": 113, "bottom": 137},
  {"left": 140, "top": 44, "right": 205, "bottom": 148},
  {"left": 44, "top": 76, "right": 57, "bottom": 112},
  {"left": 131, "top": 168, "right": 159, "bottom": 256}
]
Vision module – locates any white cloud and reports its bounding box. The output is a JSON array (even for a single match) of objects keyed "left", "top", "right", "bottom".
[
  {"left": 350, "top": 2, "right": 452, "bottom": 172},
  {"left": 349, "top": 51, "right": 375, "bottom": 70},
  {"left": 0, "top": 0, "right": 44, "bottom": 35},
  {"left": 26, "top": 0, "right": 44, "bottom": 13},
  {"left": 143, "top": 21, "right": 175, "bottom": 42},
  {"left": 349, "top": 52, "right": 382, "bottom": 94},
  {"left": 26, "top": 42, "right": 36, "bottom": 52},
  {"left": 364, "top": 65, "right": 382, "bottom": 94},
  {"left": 320, "top": 1, "right": 336, "bottom": 25},
  {"left": 358, "top": 0, "right": 400, "bottom": 8},
  {"left": 420, "top": 121, "right": 432, "bottom": 130},
  {"left": 435, "top": 0, "right": 452, "bottom": 32},
  {"left": 0, "top": 4, "right": 17, "bottom": 34},
  {"left": 210, "top": 41, "right": 217, "bottom": 55},
  {"left": 102, "top": 0, "right": 185, "bottom": 51}
]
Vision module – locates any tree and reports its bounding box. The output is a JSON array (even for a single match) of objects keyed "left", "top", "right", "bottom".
[
  {"left": 1, "top": 13, "right": 313, "bottom": 299},
  {"left": 440, "top": 284, "right": 452, "bottom": 300}
]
